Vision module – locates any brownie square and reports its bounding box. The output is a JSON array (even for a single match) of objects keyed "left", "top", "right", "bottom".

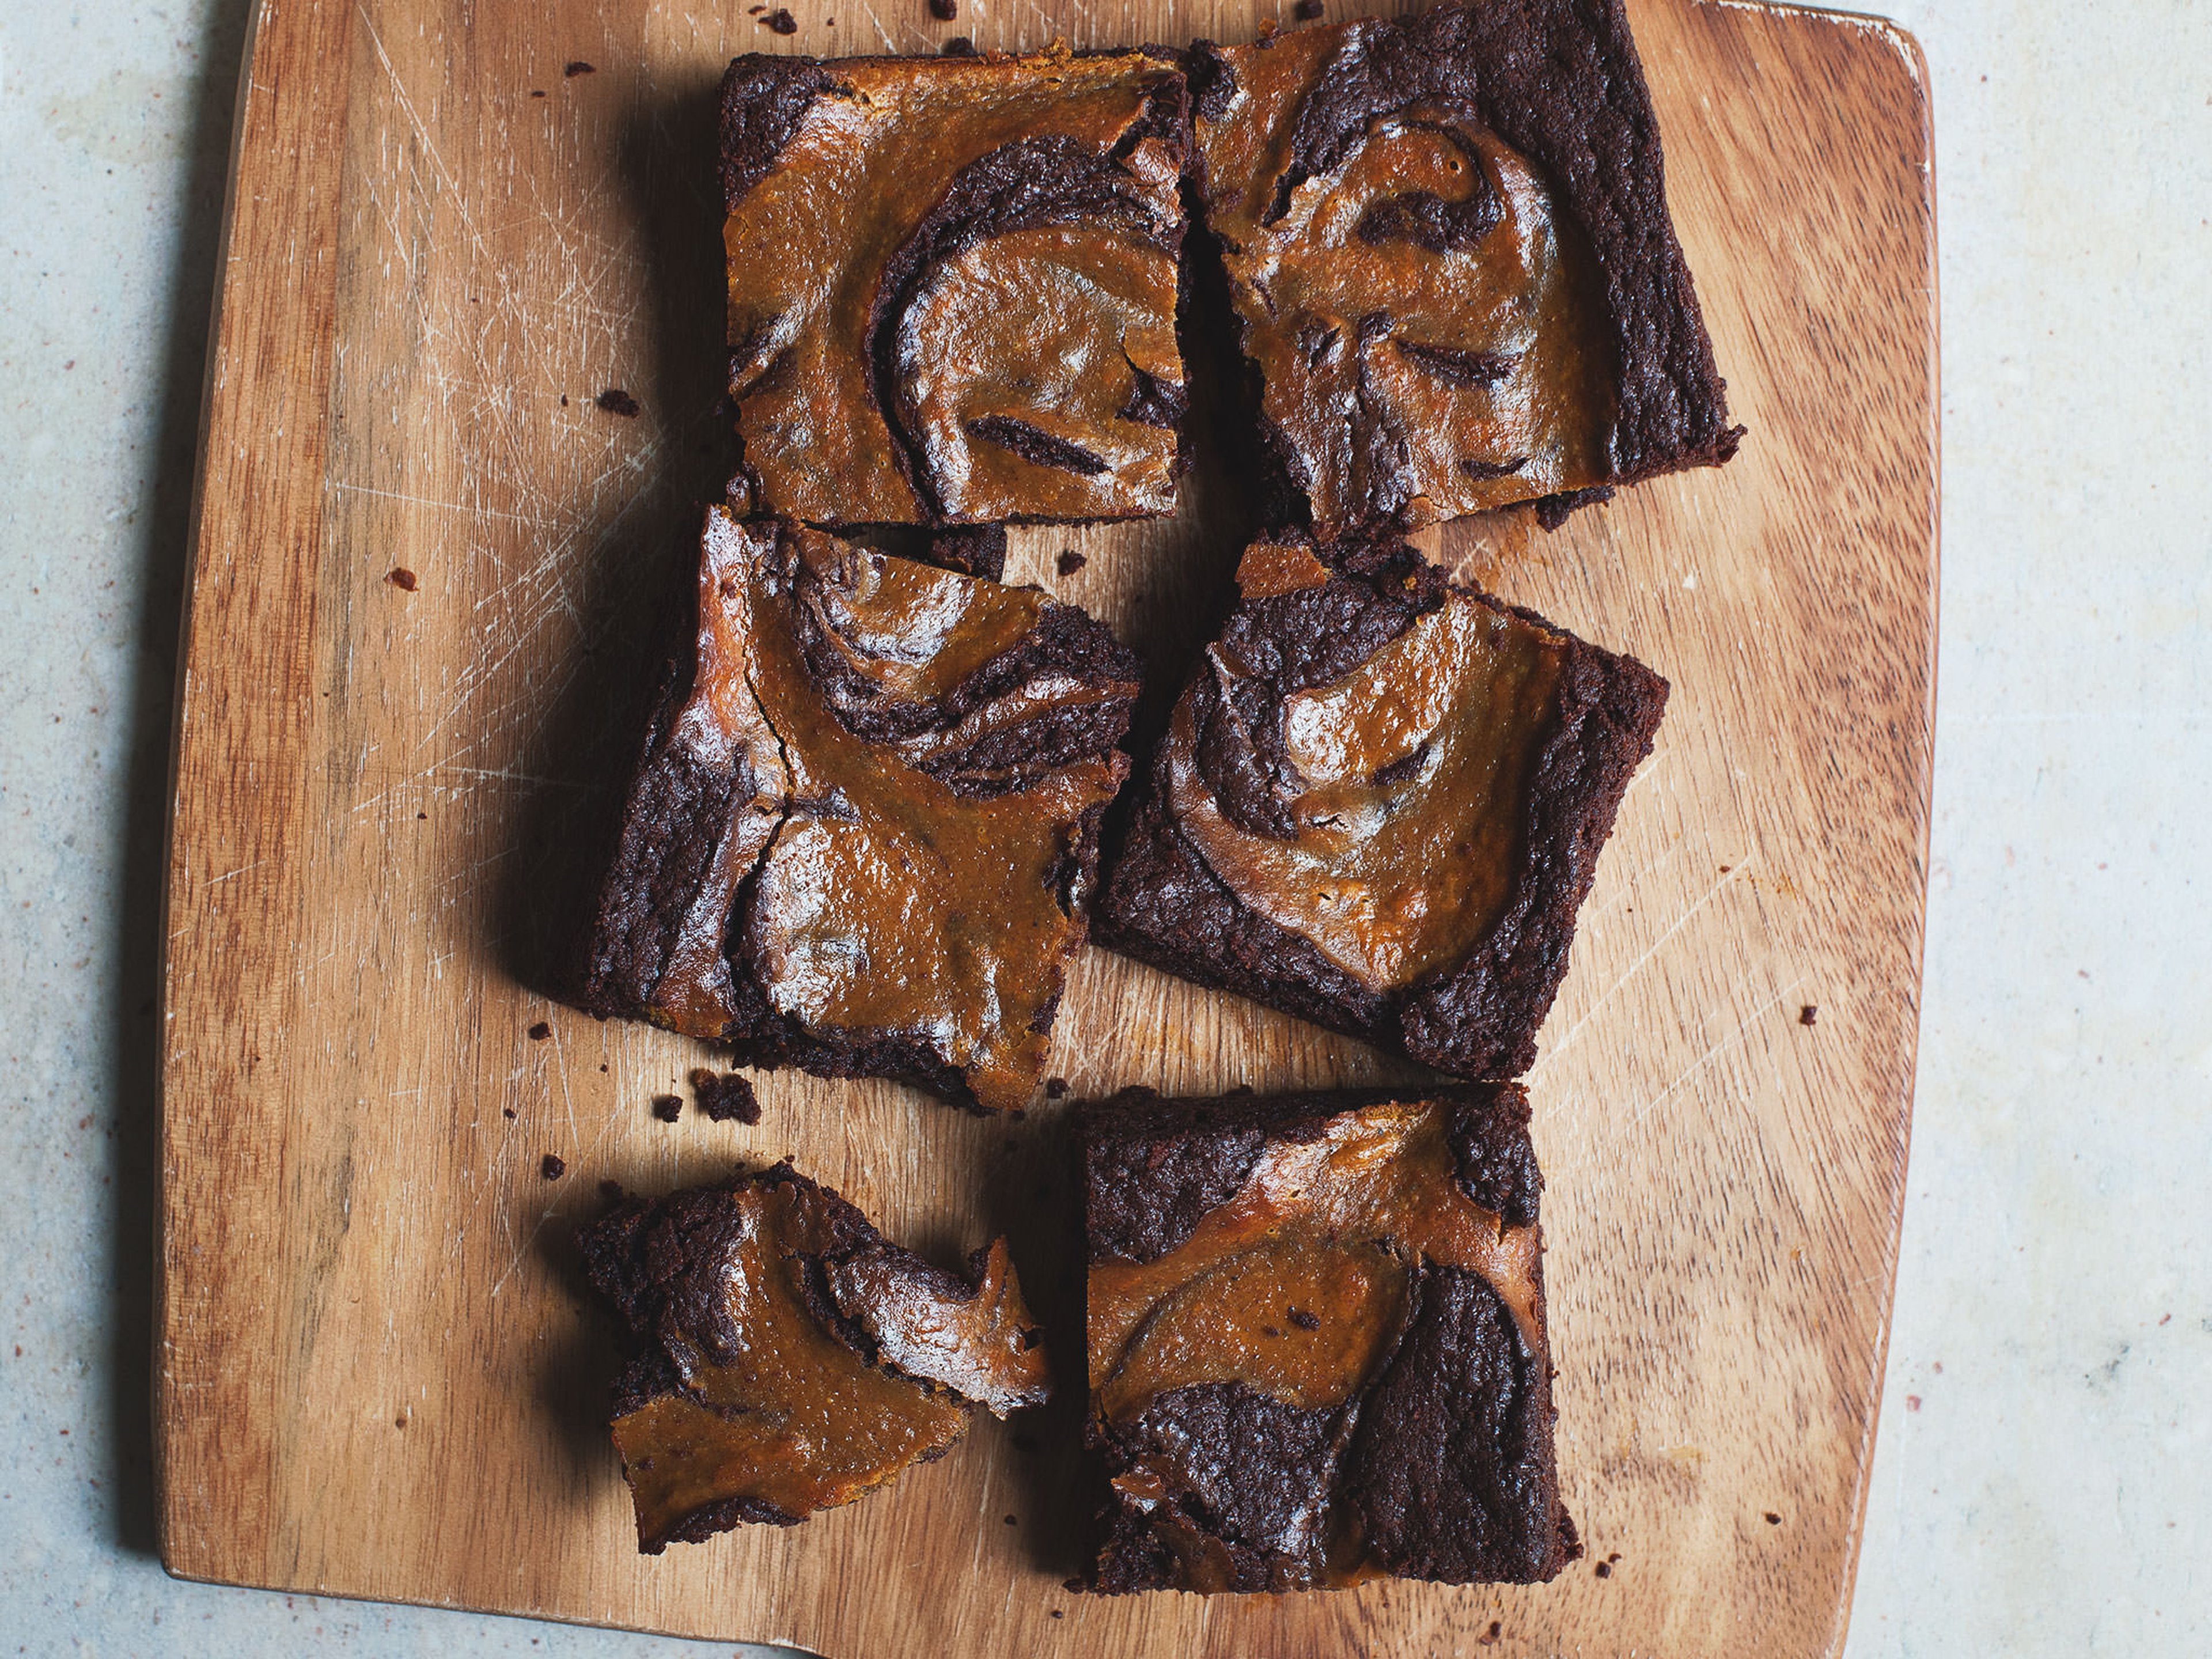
[
  {"left": 721, "top": 48, "right": 1191, "bottom": 528},
  {"left": 1188, "top": 3, "right": 1740, "bottom": 537},
  {"left": 1094, "top": 534, "right": 1665, "bottom": 1080},
  {"left": 582, "top": 509, "right": 1143, "bottom": 1113},
  {"left": 1081, "top": 1084, "right": 1578, "bottom": 1592},
  {"left": 579, "top": 1162, "right": 1050, "bottom": 1552}
]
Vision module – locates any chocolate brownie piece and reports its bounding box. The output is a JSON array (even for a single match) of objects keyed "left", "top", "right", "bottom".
[
  {"left": 1094, "top": 534, "right": 1665, "bottom": 1080},
  {"left": 579, "top": 1162, "right": 1050, "bottom": 1552},
  {"left": 1188, "top": 3, "right": 1741, "bottom": 537},
  {"left": 721, "top": 47, "right": 1191, "bottom": 527},
  {"left": 582, "top": 508, "right": 1143, "bottom": 1113},
  {"left": 1081, "top": 1084, "right": 1578, "bottom": 1592}
]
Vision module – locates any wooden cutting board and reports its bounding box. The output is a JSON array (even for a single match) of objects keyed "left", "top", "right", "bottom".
[{"left": 158, "top": 0, "right": 1936, "bottom": 1652}]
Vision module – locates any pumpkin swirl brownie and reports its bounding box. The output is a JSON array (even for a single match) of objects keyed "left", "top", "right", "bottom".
[
  {"left": 720, "top": 46, "right": 1191, "bottom": 527},
  {"left": 579, "top": 1163, "right": 1049, "bottom": 1552},
  {"left": 1094, "top": 533, "right": 1664, "bottom": 1081},
  {"left": 581, "top": 509, "right": 1143, "bottom": 1113},
  {"left": 1188, "top": 1, "right": 1741, "bottom": 536},
  {"left": 1081, "top": 1084, "right": 1579, "bottom": 1592}
]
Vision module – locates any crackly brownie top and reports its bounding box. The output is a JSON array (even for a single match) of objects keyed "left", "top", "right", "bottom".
[
  {"left": 1082, "top": 1085, "right": 1555, "bottom": 1589},
  {"left": 623, "top": 510, "right": 1140, "bottom": 1112},
  {"left": 580, "top": 1163, "right": 1050, "bottom": 1551},
  {"left": 721, "top": 48, "right": 1189, "bottom": 527},
  {"left": 1154, "top": 537, "right": 1568, "bottom": 994},
  {"left": 1191, "top": 3, "right": 1737, "bottom": 535}
]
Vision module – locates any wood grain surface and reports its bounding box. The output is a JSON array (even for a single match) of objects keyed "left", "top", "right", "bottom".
[{"left": 158, "top": 0, "right": 1937, "bottom": 1652}]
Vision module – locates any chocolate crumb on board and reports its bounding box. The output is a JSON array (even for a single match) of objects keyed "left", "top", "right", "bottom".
[
  {"left": 386, "top": 567, "right": 418, "bottom": 591},
  {"left": 929, "top": 0, "right": 958, "bottom": 16},
  {"left": 690, "top": 1068, "right": 763, "bottom": 1124},
  {"left": 1055, "top": 549, "right": 1086, "bottom": 577},
  {"left": 1800, "top": 1005, "right": 1819, "bottom": 1026},
  {"left": 596, "top": 388, "right": 641, "bottom": 418},
  {"left": 1293, "top": 0, "right": 1324, "bottom": 17},
  {"left": 540, "top": 1153, "right": 566, "bottom": 1180},
  {"left": 503, "top": 1106, "right": 517, "bottom": 1120},
  {"left": 1594, "top": 1560, "right": 1612, "bottom": 1577},
  {"left": 1766, "top": 1512, "right": 1783, "bottom": 1524},
  {"left": 942, "top": 36, "right": 975, "bottom": 54},
  {"left": 650, "top": 1094, "right": 683, "bottom": 1123},
  {"left": 530, "top": 89, "right": 546, "bottom": 97},
  {"left": 527, "top": 1021, "right": 551, "bottom": 1041},
  {"left": 565, "top": 60, "right": 594, "bottom": 75},
  {"left": 761, "top": 7, "right": 799, "bottom": 32},
  {"left": 1003, "top": 1513, "right": 1017, "bottom": 1525},
  {"left": 1477, "top": 1622, "right": 1502, "bottom": 1647},
  {"left": 1044, "top": 1077, "right": 1069, "bottom": 1099}
]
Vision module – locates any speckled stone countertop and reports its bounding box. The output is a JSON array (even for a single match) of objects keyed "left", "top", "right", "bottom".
[{"left": 2, "top": 1, "right": 2206, "bottom": 1653}]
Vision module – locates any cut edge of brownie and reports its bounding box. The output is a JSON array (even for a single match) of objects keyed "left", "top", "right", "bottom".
[
  {"left": 1092, "top": 537, "right": 1666, "bottom": 1081},
  {"left": 1184, "top": 0, "right": 1743, "bottom": 537},
  {"left": 1078, "top": 1084, "right": 1579, "bottom": 1590}
]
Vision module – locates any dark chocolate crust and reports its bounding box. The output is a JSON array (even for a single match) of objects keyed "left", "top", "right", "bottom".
[
  {"left": 1093, "top": 539, "right": 1666, "bottom": 1080},
  {"left": 578, "top": 516, "right": 1142, "bottom": 1112},
  {"left": 1189, "top": 0, "right": 1741, "bottom": 532},
  {"left": 1080, "top": 1085, "right": 1574, "bottom": 1590}
]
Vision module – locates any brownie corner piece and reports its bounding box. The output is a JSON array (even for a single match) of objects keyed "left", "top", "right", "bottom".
[
  {"left": 1080, "top": 1084, "right": 1576, "bottom": 1592},
  {"left": 1190, "top": 2, "right": 1739, "bottom": 538},
  {"left": 1094, "top": 533, "right": 1664, "bottom": 1080},
  {"left": 719, "top": 46, "right": 1192, "bottom": 528},
  {"left": 581, "top": 509, "right": 1142, "bottom": 1113},
  {"left": 579, "top": 1162, "right": 1050, "bottom": 1552}
]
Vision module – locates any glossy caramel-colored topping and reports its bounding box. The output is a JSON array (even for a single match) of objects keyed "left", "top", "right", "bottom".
[
  {"left": 828, "top": 1237, "right": 1051, "bottom": 1416},
  {"left": 610, "top": 1180, "right": 975, "bottom": 1544},
  {"left": 1088, "top": 1098, "right": 1541, "bottom": 1426},
  {"left": 727, "top": 51, "right": 1185, "bottom": 525},
  {"left": 1164, "top": 543, "right": 1565, "bottom": 993},
  {"left": 1196, "top": 28, "right": 1613, "bottom": 532},
  {"left": 646, "top": 513, "right": 1132, "bottom": 1112}
]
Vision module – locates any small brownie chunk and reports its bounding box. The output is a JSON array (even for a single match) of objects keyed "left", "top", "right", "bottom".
[
  {"left": 690, "top": 1067, "right": 762, "bottom": 1125},
  {"left": 721, "top": 47, "right": 1191, "bottom": 527},
  {"left": 1095, "top": 535, "right": 1664, "bottom": 1080},
  {"left": 580, "top": 1162, "right": 1050, "bottom": 1552},
  {"left": 1188, "top": 3, "right": 1740, "bottom": 537},
  {"left": 1081, "top": 1085, "right": 1577, "bottom": 1592},
  {"left": 583, "top": 509, "right": 1141, "bottom": 1113}
]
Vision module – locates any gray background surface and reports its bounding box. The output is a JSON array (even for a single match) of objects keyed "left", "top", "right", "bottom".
[{"left": 2, "top": 0, "right": 2206, "bottom": 1652}]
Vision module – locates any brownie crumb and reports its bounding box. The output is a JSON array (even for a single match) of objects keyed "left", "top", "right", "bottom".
[
  {"left": 1050, "top": 1611, "right": 1064, "bottom": 1620},
  {"left": 1594, "top": 1560, "right": 1612, "bottom": 1578},
  {"left": 564, "top": 60, "right": 595, "bottom": 76},
  {"left": 596, "top": 388, "right": 641, "bottom": 418},
  {"left": 502, "top": 1107, "right": 517, "bottom": 1120},
  {"left": 942, "top": 36, "right": 975, "bottom": 54},
  {"left": 1055, "top": 549, "right": 1086, "bottom": 577},
  {"left": 1292, "top": 0, "right": 1324, "bottom": 17},
  {"left": 1060, "top": 1577, "right": 1084, "bottom": 1592},
  {"left": 530, "top": 89, "right": 546, "bottom": 98},
  {"left": 650, "top": 1094, "right": 683, "bottom": 1123},
  {"left": 761, "top": 7, "right": 798, "bottom": 31},
  {"left": 598, "top": 1178, "right": 626, "bottom": 1201},
  {"left": 1286, "top": 1305, "right": 1320, "bottom": 1330},
  {"left": 1478, "top": 1623, "right": 1502, "bottom": 1647},
  {"left": 929, "top": 0, "right": 958, "bottom": 16},
  {"left": 386, "top": 567, "right": 418, "bottom": 591},
  {"left": 540, "top": 1153, "right": 566, "bottom": 1180},
  {"left": 1799, "top": 1005, "right": 1819, "bottom": 1026},
  {"left": 1044, "top": 1077, "right": 1069, "bottom": 1099},
  {"left": 416, "top": 811, "right": 427, "bottom": 820},
  {"left": 1765, "top": 1512, "right": 1782, "bottom": 1525},
  {"left": 690, "top": 1067, "right": 763, "bottom": 1124},
  {"left": 527, "top": 1021, "right": 552, "bottom": 1041},
  {"left": 1003, "top": 1512, "right": 1017, "bottom": 1525}
]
